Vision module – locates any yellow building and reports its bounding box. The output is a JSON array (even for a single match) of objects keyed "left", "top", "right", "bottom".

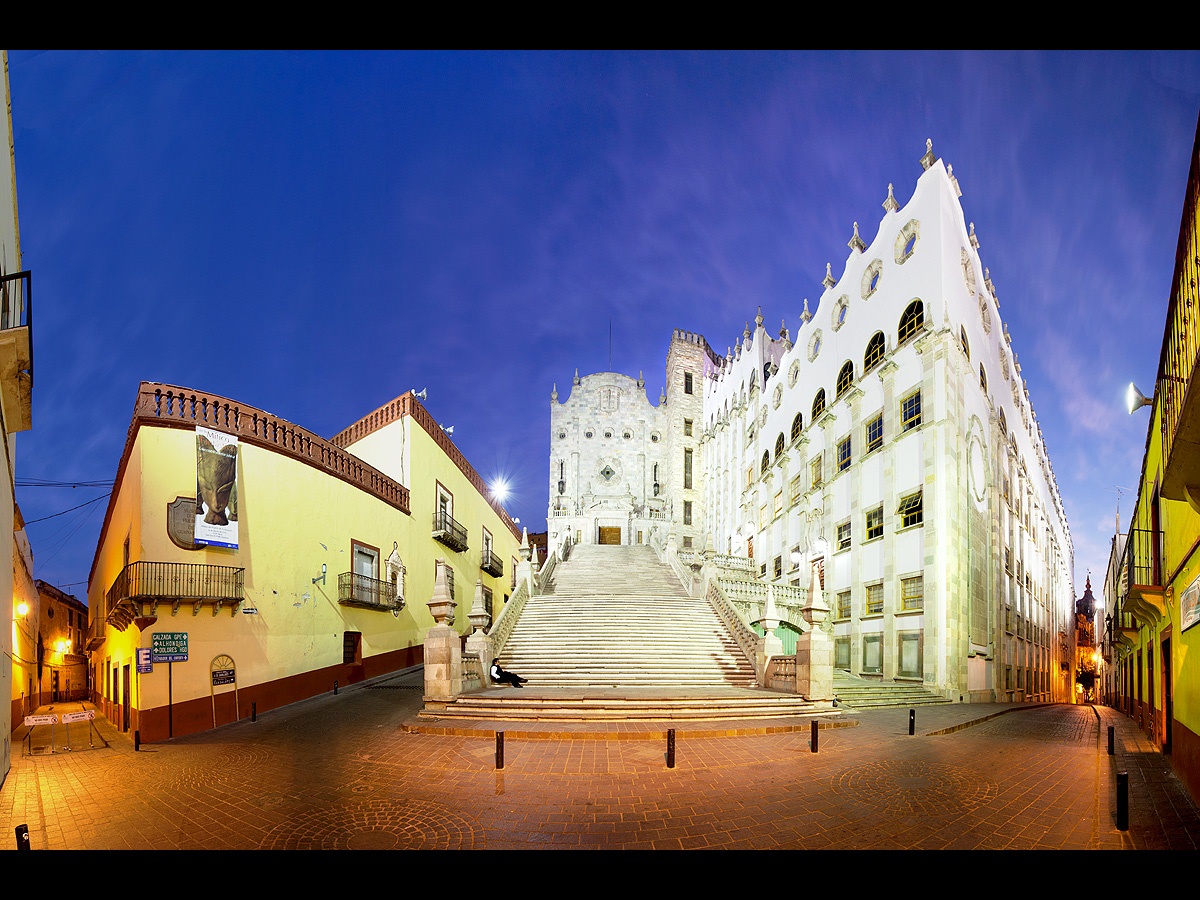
[
  {"left": 86, "top": 383, "right": 520, "bottom": 742},
  {"left": 1107, "top": 111, "right": 1200, "bottom": 805},
  {"left": 2, "top": 50, "right": 34, "bottom": 787},
  {"left": 33, "top": 581, "right": 88, "bottom": 703}
]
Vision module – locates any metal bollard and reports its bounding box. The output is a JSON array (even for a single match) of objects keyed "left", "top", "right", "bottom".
[
  {"left": 15, "top": 824, "right": 29, "bottom": 850},
  {"left": 909, "top": 709, "right": 915, "bottom": 735},
  {"left": 667, "top": 728, "right": 676, "bottom": 769},
  {"left": 811, "top": 720, "right": 819, "bottom": 752},
  {"left": 334, "top": 680, "right": 339, "bottom": 696},
  {"left": 134, "top": 730, "right": 140, "bottom": 752},
  {"left": 496, "top": 731, "right": 504, "bottom": 770},
  {"left": 1108, "top": 725, "right": 1114, "bottom": 755},
  {"left": 252, "top": 702, "right": 257, "bottom": 723},
  {"left": 1116, "top": 771, "right": 1129, "bottom": 830}
]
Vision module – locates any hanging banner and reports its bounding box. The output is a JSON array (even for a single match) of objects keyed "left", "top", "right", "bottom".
[{"left": 195, "top": 426, "right": 239, "bottom": 549}]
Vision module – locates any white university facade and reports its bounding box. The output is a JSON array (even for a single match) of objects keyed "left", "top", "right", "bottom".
[{"left": 549, "top": 142, "right": 1076, "bottom": 703}]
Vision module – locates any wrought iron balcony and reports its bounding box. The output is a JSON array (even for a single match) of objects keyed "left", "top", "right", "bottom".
[
  {"left": 481, "top": 548, "right": 503, "bottom": 578},
  {"left": 105, "top": 560, "right": 245, "bottom": 629},
  {"left": 432, "top": 511, "right": 468, "bottom": 552},
  {"left": 337, "top": 571, "right": 403, "bottom": 612},
  {"left": 0, "top": 270, "right": 33, "bottom": 433},
  {"left": 1123, "top": 527, "right": 1166, "bottom": 626},
  {"left": 1157, "top": 117, "right": 1200, "bottom": 509}
]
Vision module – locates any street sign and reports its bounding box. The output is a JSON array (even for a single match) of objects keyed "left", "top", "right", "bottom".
[
  {"left": 61, "top": 711, "right": 96, "bottom": 724},
  {"left": 211, "top": 669, "right": 235, "bottom": 686},
  {"left": 152, "top": 632, "right": 188, "bottom": 663},
  {"left": 137, "top": 647, "right": 152, "bottom": 674},
  {"left": 24, "top": 715, "right": 57, "bottom": 726}
]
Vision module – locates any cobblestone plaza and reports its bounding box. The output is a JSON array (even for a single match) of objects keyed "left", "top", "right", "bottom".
[{"left": 3, "top": 670, "right": 1197, "bottom": 851}]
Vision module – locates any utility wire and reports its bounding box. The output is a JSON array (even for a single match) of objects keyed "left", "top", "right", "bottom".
[{"left": 24, "top": 493, "right": 109, "bottom": 524}]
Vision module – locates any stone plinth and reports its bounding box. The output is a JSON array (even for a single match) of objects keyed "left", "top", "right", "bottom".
[
  {"left": 424, "top": 623, "right": 462, "bottom": 701},
  {"left": 796, "top": 628, "right": 833, "bottom": 701}
]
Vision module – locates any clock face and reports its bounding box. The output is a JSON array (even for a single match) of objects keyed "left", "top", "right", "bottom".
[{"left": 969, "top": 433, "right": 988, "bottom": 504}]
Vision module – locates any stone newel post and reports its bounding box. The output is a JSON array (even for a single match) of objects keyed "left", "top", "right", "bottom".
[
  {"left": 423, "top": 560, "right": 461, "bottom": 704},
  {"left": 755, "top": 585, "right": 785, "bottom": 680},
  {"left": 796, "top": 560, "right": 833, "bottom": 701},
  {"left": 465, "top": 579, "right": 492, "bottom": 689}
]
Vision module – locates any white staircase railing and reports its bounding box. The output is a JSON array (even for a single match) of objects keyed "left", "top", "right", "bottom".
[
  {"left": 487, "top": 577, "right": 530, "bottom": 660},
  {"left": 704, "top": 577, "right": 763, "bottom": 685}
]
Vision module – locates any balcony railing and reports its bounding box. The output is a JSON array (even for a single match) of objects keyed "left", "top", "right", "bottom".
[
  {"left": 1159, "top": 116, "right": 1200, "bottom": 505},
  {"left": 0, "top": 270, "right": 33, "bottom": 433},
  {"left": 432, "top": 511, "right": 468, "bottom": 552},
  {"left": 105, "top": 560, "right": 245, "bottom": 626},
  {"left": 1124, "top": 527, "right": 1164, "bottom": 593},
  {"left": 481, "top": 548, "right": 503, "bottom": 578},
  {"left": 337, "top": 571, "right": 403, "bottom": 612}
]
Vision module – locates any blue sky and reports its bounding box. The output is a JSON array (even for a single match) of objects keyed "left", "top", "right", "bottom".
[{"left": 8, "top": 50, "right": 1200, "bottom": 604}]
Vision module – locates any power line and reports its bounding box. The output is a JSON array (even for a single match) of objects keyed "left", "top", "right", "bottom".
[
  {"left": 17, "top": 478, "right": 114, "bottom": 488},
  {"left": 24, "top": 494, "right": 109, "bottom": 524}
]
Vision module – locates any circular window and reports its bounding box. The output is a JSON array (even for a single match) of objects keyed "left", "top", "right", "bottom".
[
  {"left": 833, "top": 295, "right": 849, "bottom": 331},
  {"left": 773, "top": 384, "right": 783, "bottom": 409},
  {"left": 788, "top": 360, "right": 800, "bottom": 387},
  {"left": 585, "top": 430, "right": 594, "bottom": 439},
  {"left": 759, "top": 406, "right": 768, "bottom": 428},
  {"left": 650, "top": 432, "right": 661, "bottom": 443},
  {"left": 557, "top": 430, "right": 567, "bottom": 440},
  {"left": 623, "top": 431, "right": 632, "bottom": 440},
  {"left": 961, "top": 247, "right": 976, "bottom": 294},
  {"left": 861, "top": 260, "right": 882, "bottom": 300},
  {"left": 978, "top": 294, "right": 992, "bottom": 334},
  {"left": 603, "top": 430, "right": 613, "bottom": 439},
  {"left": 808, "top": 329, "right": 823, "bottom": 362},
  {"left": 894, "top": 219, "right": 920, "bottom": 264}
]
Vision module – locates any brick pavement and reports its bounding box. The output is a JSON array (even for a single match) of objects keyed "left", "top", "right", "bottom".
[{"left": 2, "top": 668, "right": 1197, "bottom": 850}]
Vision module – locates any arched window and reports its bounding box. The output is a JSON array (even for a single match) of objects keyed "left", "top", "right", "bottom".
[
  {"left": 864, "top": 331, "right": 885, "bottom": 373},
  {"left": 999, "top": 408, "right": 1008, "bottom": 435},
  {"left": 836, "top": 361, "right": 854, "bottom": 399},
  {"left": 980, "top": 364, "right": 988, "bottom": 393},
  {"left": 960, "top": 325, "right": 970, "bottom": 360},
  {"left": 812, "top": 389, "right": 826, "bottom": 420},
  {"left": 898, "top": 299, "right": 925, "bottom": 344},
  {"left": 761, "top": 449, "right": 770, "bottom": 477},
  {"left": 790, "top": 412, "right": 803, "bottom": 444},
  {"left": 775, "top": 433, "right": 785, "bottom": 459}
]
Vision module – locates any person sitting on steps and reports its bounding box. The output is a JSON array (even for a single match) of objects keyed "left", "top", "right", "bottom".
[{"left": 490, "top": 658, "right": 528, "bottom": 688}]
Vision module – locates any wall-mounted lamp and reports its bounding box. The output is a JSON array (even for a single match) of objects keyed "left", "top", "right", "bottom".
[
  {"left": 1126, "top": 382, "right": 1153, "bottom": 415},
  {"left": 15, "top": 601, "right": 28, "bottom": 617},
  {"left": 312, "top": 563, "right": 327, "bottom": 586},
  {"left": 412, "top": 388, "right": 427, "bottom": 401}
]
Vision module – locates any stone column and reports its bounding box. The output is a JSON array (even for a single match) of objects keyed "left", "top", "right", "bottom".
[
  {"left": 796, "top": 560, "right": 834, "bottom": 701},
  {"left": 423, "top": 560, "right": 461, "bottom": 705}
]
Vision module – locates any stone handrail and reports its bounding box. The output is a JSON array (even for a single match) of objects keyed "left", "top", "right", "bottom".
[
  {"left": 487, "top": 576, "right": 530, "bottom": 660},
  {"left": 764, "top": 655, "right": 796, "bottom": 693},
  {"left": 462, "top": 649, "right": 484, "bottom": 690},
  {"left": 705, "top": 578, "right": 763, "bottom": 683},
  {"left": 709, "top": 553, "right": 756, "bottom": 574},
  {"left": 663, "top": 545, "right": 693, "bottom": 594}
]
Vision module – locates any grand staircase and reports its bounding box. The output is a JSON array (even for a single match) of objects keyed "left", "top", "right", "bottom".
[{"left": 421, "top": 544, "right": 829, "bottom": 722}]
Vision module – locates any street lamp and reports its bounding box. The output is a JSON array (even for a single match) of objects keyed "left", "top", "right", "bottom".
[{"left": 1126, "top": 382, "right": 1153, "bottom": 415}]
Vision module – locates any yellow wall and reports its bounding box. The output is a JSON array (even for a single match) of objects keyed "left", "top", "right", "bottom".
[{"left": 88, "top": 405, "right": 521, "bottom": 737}]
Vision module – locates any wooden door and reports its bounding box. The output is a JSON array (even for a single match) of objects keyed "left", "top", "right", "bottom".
[{"left": 598, "top": 527, "right": 621, "bottom": 545}]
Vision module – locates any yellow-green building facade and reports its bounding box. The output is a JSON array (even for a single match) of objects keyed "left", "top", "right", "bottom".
[
  {"left": 1108, "top": 112, "right": 1200, "bottom": 805},
  {"left": 86, "top": 383, "right": 520, "bottom": 742}
]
